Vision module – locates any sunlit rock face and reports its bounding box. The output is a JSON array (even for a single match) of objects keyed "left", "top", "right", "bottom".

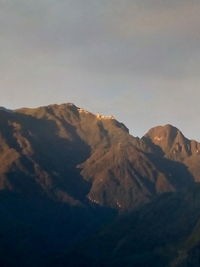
[{"left": 144, "top": 124, "right": 200, "bottom": 182}]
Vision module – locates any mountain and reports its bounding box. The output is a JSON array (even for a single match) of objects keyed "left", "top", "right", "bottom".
[
  {"left": 0, "top": 103, "right": 200, "bottom": 266},
  {"left": 65, "top": 184, "right": 200, "bottom": 267},
  {"left": 144, "top": 124, "right": 200, "bottom": 182},
  {"left": 0, "top": 103, "right": 198, "bottom": 210}
]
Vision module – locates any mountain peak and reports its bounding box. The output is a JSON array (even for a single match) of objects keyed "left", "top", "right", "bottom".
[
  {"left": 145, "top": 124, "right": 185, "bottom": 144},
  {"left": 144, "top": 124, "right": 197, "bottom": 162}
]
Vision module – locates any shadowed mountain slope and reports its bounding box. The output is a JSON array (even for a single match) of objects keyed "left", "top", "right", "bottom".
[{"left": 63, "top": 184, "right": 200, "bottom": 267}]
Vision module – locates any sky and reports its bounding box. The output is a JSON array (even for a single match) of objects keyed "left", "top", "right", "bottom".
[{"left": 0, "top": 0, "right": 200, "bottom": 140}]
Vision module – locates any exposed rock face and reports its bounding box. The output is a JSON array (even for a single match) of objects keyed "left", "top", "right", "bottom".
[
  {"left": 144, "top": 124, "right": 200, "bottom": 182},
  {"left": 0, "top": 104, "right": 199, "bottom": 211}
]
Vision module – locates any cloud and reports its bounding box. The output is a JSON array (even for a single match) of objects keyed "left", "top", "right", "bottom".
[{"left": 0, "top": 0, "right": 200, "bottom": 140}]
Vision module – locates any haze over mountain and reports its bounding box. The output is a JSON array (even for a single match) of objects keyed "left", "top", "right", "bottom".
[{"left": 0, "top": 103, "right": 200, "bottom": 266}]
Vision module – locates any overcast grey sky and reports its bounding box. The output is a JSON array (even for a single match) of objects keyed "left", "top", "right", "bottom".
[{"left": 1, "top": 0, "right": 200, "bottom": 139}]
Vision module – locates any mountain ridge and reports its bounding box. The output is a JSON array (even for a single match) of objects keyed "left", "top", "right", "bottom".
[
  {"left": 0, "top": 103, "right": 200, "bottom": 266},
  {"left": 0, "top": 103, "right": 199, "bottom": 210}
]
